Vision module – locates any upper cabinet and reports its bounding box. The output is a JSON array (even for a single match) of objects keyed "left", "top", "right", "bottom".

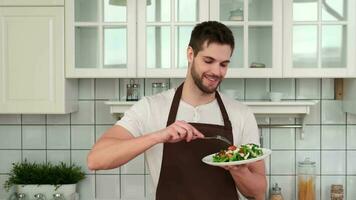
[
  {"left": 209, "top": 0, "right": 283, "bottom": 78},
  {"left": 0, "top": 5, "right": 78, "bottom": 114},
  {"left": 136, "top": 0, "right": 209, "bottom": 77},
  {"left": 283, "top": 0, "right": 356, "bottom": 77},
  {"left": 66, "top": 0, "right": 136, "bottom": 78}
]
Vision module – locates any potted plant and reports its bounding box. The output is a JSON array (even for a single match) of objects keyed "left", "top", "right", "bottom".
[{"left": 4, "top": 160, "right": 85, "bottom": 200}]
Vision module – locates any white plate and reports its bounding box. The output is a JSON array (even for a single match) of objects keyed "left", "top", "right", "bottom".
[{"left": 202, "top": 148, "right": 272, "bottom": 166}]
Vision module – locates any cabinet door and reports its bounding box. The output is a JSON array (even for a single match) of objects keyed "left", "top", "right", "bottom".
[
  {"left": 0, "top": 7, "right": 73, "bottom": 113},
  {"left": 66, "top": 0, "right": 136, "bottom": 78},
  {"left": 137, "top": 0, "right": 209, "bottom": 78},
  {"left": 283, "top": 0, "right": 356, "bottom": 77},
  {"left": 209, "top": 0, "right": 283, "bottom": 78}
]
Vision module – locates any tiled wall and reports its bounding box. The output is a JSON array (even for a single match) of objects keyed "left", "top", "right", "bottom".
[{"left": 1, "top": 78, "right": 356, "bottom": 200}]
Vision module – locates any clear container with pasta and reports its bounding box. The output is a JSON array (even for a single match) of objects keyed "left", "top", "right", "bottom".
[{"left": 297, "top": 157, "right": 316, "bottom": 200}]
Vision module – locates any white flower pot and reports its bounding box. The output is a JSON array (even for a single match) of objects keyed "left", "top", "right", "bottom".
[{"left": 16, "top": 184, "right": 76, "bottom": 200}]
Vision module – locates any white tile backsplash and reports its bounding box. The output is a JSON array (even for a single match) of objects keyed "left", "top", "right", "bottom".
[
  {"left": 296, "top": 78, "right": 320, "bottom": 99},
  {"left": 22, "top": 126, "right": 46, "bottom": 149},
  {"left": 321, "top": 125, "right": 346, "bottom": 149},
  {"left": 95, "top": 101, "right": 116, "bottom": 124},
  {"left": 22, "top": 114, "right": 46, "bottom": 124},
  {"left": 71, "top": 126, "right": 95, "bottom": 149},
  {"left": 321, "top": 151, "right": 346, "bottom": 174},
  {"left": 47, "top": 150, "right": 71, "bottom": 164},
  {"left": 71, "top": 101, "right": 95, "bottom": 124},
  {"left": 220, "top": 79, "right": 244, "bottom": 100},
  {"left": 0, "top": 115, "right": 21, "bottom": 124},
  {"left": 347, "top": 176, "right": 356, "bottom": 200},
  {"left": 296, "top": 126, "right": 320, "bottom": 149},
  {"left": 95, "top": 79, "right": 119, "bottom": 100},
  {"left": 271, "top": 151, "right": 295, "bottom": 175},
  {"left": 270, "top": 78, "right": 295, "bottom": 99},
  {"left": 47, "top": 125, "right": 70, "bottom": 149},
  {"left": 322, "top": 100, "right": 346, "bottom": 124},
  {"left": 46, "top": 114, "right": 70, "bottom": 124},
  {"left": 321, "top": 78, "right": 334, "bottom": 99},
  {"left": 347, "top": 125, "right": 356, "bottom": 149},
  {"left": 245, "top": 79, "right": 269, "bottom": 100},
  {"left": 121, "top": 175, "right": 145, "bottom": 199},
  {"left": 271, "top": 128, "right": 295, "bottom": 149},
  {"left": 95, "top": 175, "right": 120, "bottom": 200},
  {"left": 22, "top": 150, "right": 46, "bottom": 163},
  {"left": 0, "top": 150, "right": 21, "bottom": 173},
  {"left": 1, "top": 78, "right": 353, "bottom": 200},
  {"left": 347, "top": 151, "right": 356, "bottom": 175},
  {"left": 0, "top": 126, "right": 21, "bottom": 149},
  {"left": 79, "top": 79, "right": 95, "bottom": 100}
]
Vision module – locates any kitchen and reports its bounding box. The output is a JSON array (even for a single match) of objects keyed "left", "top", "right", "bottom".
[{"left": 1, "top": 0, "right": 356, "bottom": 199}]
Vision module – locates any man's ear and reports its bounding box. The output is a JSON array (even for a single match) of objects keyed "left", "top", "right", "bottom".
[{"left": 187, "top": 46, "right": 194, "bottom": 63}]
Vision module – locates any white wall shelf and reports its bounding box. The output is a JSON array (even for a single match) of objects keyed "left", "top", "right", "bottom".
[{"left": 105, "top": 100, "right": 319, "bottom": 139}]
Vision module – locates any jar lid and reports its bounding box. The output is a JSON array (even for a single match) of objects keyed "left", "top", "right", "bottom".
[
  {"left": 298, "top": 157, "right": 316, "bottom": 166},
  {"left": 152, "top": 82, "right": 162, "bottom": 87}
]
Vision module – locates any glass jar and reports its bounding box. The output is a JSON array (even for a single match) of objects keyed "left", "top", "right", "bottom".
[
  {"left": 8, "top": 193, "right": 27, "bottom": 200},
  {"left": 297, "top": 157, "right": 316, "bottom": 200},
  {"left": 152, "top": 82, "right": 169, "bottom": 95},
  {"left": 126, "top": 79, "right": 140, "bottom": 101},
  {"left": 270, "top": 183, "right": 284, "bottom": 200},
  {"left": 33, "top": 193, "right": 46, "bottom": 200}
]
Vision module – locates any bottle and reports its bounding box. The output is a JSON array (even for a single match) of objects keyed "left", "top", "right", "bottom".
[
  {"left": 270, "top": 183, "right": 284, "bottom": 200},
  {"left": 297, "top": 157, "right": 316, "bottom": 200},
  {"left": 126, "top": 79, "right": 140, "bottom": 101},
  {"left": 330, "top": 184, "right": 344, "bottom": 200}
]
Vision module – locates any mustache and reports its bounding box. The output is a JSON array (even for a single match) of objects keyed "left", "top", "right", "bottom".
[{"left": 203, "top": 73, "right": 222, "bottom": 81}]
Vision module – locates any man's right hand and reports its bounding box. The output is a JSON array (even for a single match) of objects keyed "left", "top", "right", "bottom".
[{"left": 154, "top": 120, "right": 205, "bottom": 143}]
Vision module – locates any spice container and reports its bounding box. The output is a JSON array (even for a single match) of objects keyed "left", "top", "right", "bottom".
[
  {"left": 330, "top": 184, "right": 343, "bottom": 200},
  {"left": 297, "top": 157, "right": 316, "bottom": 200},
  {"left": 126, "top": 79, "right": 140, "bottom": 101},
  {"left": 152, "top": 82, "right": 169, "bottom": 95},
  {"left": 270, "top": 183, "right": 284, "bottom": 200}
]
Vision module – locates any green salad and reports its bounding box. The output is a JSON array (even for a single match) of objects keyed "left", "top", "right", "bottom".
[{"left": 212, "top": 143, "right": 263, "bottom": 162}]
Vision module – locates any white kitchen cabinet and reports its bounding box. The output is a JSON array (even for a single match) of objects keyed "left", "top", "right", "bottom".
[
  {"left": 209, "top": 0, "right": 283, "bottom": 78},
  {"left": 136, "top": 0, "right": 209, "bottom": 78},
  {"left": 65, "top": 0, "right": 136, "bottom": 78},
  {"left": 0, "top": 7, "right": 78, "bottom": 114},
  {"left": 283, "top": 0, "right": 356, "bottom": 77}
]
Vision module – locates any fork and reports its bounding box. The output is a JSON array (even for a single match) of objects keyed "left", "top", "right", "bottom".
[{"left": 201, "top": 135, "right": 232, "bottom": 145}]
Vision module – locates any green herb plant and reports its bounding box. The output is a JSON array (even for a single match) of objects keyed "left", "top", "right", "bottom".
[{"left": 4, "top": 161, "right": 85, "bottom": 191}]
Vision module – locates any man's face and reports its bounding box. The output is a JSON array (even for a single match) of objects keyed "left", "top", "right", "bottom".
[{"left": 188, "top": 42, "right": 232, "bottom": 94}]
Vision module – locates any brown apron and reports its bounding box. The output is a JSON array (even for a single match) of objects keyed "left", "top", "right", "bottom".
[{"left": 156, "top": 83, "right": 239, "bottom": 200}]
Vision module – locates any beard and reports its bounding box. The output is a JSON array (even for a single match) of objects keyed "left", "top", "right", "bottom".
[{"left": 191, "top": 60, "right": 222, "bottom": 94}]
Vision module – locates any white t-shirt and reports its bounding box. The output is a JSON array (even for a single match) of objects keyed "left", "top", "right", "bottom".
[{"left": 116, "top": 88, "right": 259, "bottom": 187}]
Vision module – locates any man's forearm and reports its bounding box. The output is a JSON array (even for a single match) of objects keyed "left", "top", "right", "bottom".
[{"left": 87, "top": 132, "right": 160, "bottom": 170}]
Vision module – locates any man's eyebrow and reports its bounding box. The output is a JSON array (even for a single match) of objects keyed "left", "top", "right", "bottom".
[{"left": 202, "top": 56, "right": 230, "bottom": 63}]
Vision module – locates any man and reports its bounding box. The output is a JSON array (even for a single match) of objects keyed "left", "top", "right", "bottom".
[{"left": 88, "top": 21, "right": 267, "bottom": 200}]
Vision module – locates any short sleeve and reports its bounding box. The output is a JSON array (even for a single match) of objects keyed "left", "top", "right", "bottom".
[
  {"left": 115, "top": 97, "right": 149, "bottom": 137},
  {"left": 241, "top": 107, "right": 260, "bottom": 145}
]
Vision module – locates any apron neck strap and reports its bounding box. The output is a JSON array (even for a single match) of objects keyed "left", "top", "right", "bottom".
[{"left": 166, "top": 82, "right": 232, "bottom": 129}]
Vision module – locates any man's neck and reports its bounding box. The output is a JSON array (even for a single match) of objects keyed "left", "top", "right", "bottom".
[{"left": 181, "top": 78, "right": 216, "bottom": 107}]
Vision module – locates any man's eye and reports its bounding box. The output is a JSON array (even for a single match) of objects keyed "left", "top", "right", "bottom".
[
  {"left": 220, "top": 63, "right": 228, "bottom": 67},
  {"left": 204, "top": 60, "right": 213, "bottom": 64}
]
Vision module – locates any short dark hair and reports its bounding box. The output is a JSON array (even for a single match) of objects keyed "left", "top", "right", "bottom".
[{"left": 189, "top": 21, "right": 235, "bottom": 57}]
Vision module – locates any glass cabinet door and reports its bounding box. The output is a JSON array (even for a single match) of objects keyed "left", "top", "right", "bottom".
[
  {"left": 284, "top": 0, "right": 356, "bottom": 77},
  {"left": 66, "top": 0, "right": 136, "bottom": 77},
  {"left": 137, "top": 0, "right": 209, "bottom": 77},
  {"left": 209, "top": 0, "right": 282, "bottom": 78}
]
